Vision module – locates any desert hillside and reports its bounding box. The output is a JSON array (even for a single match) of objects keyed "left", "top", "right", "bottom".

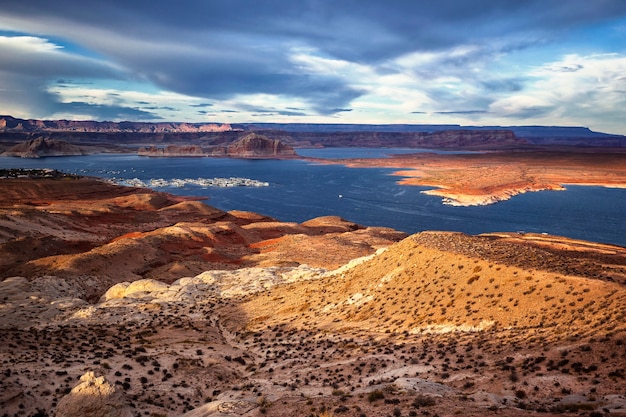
[
  {"left": 238, "top": 231, "right": 626, "bottom": 335},
  {"left": 1, "top": 175, "right": 626, "bottom": 417},
  {"left": 0, "top": 176, "right": 404, "bottom": 299}
]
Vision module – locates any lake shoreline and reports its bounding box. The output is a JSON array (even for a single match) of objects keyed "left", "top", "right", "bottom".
[{"left": 306, "top": 150, "right": 626, "bottom": 206}]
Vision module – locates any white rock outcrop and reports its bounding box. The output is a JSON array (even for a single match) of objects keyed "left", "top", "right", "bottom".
[{"left": 55, "top": 371, "right": 133, "bottom": 417}]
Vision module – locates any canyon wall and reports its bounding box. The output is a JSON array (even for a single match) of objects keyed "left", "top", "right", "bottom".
[
  {"left": 3, "top": 115, "right": 625, "bottom": 149},
  {"left": 0, "top": 115, "right": 233, "bottom": 133}
]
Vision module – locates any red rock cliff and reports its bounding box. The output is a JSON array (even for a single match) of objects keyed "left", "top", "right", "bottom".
[
  {"left": 226, "top": 133, "right": 296, "bottom": 158},
  {"left": 137, "top": 145, "right": 205, "bottom": 157},
  {"left": 1, "top": 137, "right": 86, "bottom": 158}
]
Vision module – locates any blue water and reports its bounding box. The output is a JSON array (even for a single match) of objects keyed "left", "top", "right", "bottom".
[
  {"left": 1, "top": 152, "right": 625, "bottom": 247},
  {"left": 296, "top": 147, "right": 479, "bottom": 158}
]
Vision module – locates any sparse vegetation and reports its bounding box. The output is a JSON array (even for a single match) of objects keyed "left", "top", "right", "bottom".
[
  {"left": 1, "top": 179, "right": 626, "bottom": 417},
  {"left": 367, "top": 390, "right": 385, "bottom": 402}
]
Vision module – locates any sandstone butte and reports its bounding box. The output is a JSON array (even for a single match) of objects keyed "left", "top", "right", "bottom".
[
  {"left": 1, "top": 175, "right": 626, "bottom": 417},
  {"left": 1, "top": 137, "right": 88, "bottom": 158},
  {"left": 315, "top": 150, "right": 626, "bottom": 206}
]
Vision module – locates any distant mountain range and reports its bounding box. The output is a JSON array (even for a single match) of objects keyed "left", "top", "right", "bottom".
[
  {"left": 0, "top": 115, "right": 233, "bottom": 133},
  {"left": 241, "top": 122, "right": 619, "bottom": 137},
  {"left": 1, "top": 115, "right": 625, "bottom": 148},
  {"left": 242, "top": 123, "right": 626, "bottom": 146}
]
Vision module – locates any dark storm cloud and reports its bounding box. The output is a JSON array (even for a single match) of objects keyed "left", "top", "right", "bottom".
[
  {"left": 143, "top": 106, "right": 178, "bottom": 112},
  {"left": 547, "top": 64, "right": 585, "bottom": 72},
  {"left": 61, "top": 102, "right": 160, "bottom": 120},
  {"left": 480, "top": 78, "right": 525, "bottom": 93},
  {"left": 49, "top": 0, "right": 619, "bottom": 61},
  {"left": 196, "top": 110, "right": 216, "bottom": 116},
  {"left": 422, "top": 84, "right": 494, "bottom": 115},
  {"left": 501, "top": 106, "right": 555, "bottom": 119},
  {"left": 236, "top": 104, "right": 308, "bottom": 117},
  {"left": 0, "top": 35, "right": 120, "bottom": 80},
  {"left": 435, "top": 110, "right": 488, "bottom": 115},
  {"left": 0, "top": 35, "right": 132, "bottom": 119},
  {"left": 2, "top": 0, "right": 626, "bottom": 116},
  {"left": 277, "top": 109, "right": 309, "bottom": 116}
]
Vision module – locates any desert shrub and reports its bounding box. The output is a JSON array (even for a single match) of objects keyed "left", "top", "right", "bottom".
[
  {"left": 467, "top": 275, "right": 480, "bottom": 285},
  {"left": 367, "top": 389, "right": 385, "bottom": 402},
  {"left": 412, "top": 395, "right": 436, "bottom": 408},
  {"left": 550, "top": 403, "right": 596, "bottom": 413},
  {"left": 316, "top": 408, "right": 334, "bottom": 417}
]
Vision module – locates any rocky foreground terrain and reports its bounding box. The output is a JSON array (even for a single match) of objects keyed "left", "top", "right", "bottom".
[{"left": 1, "top": 176, "right": 626, "bottom": 417}]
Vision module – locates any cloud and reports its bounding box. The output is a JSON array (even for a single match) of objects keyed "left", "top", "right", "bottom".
[
  {"left": 487, "top": 54, "right": 626, "bottom": 133},
  {"left": 236, "top": 104, "right": 308, "bottom": 117},
  {"left": 543, "top": 63, "right": 585, "bottom": 73},
  {"left": 479, "top": 78, "right": 525, "bottom": 93},
  {"left": 56, "top": 102, "right": 160, "bottom": 120},
  {"left": 0, "top": 35, "right": 120, "bottom": 79},
  {"left": 0, "top": 35, "right": 133, "bottom": 120},
  {"left": 435, "top": 110, "right": 489, "bottom": 115},
  {"left": 385, "top": 44, "right": 529, "bottom": 116},
  {"left": 0, "top": 73, "right": 59, "bottom": 118},
  {"left": 143, "top": 106, "right": 178, "bottom": 112},
  {"left": 0, "top": 2, "right": 626, "bottom": 130}
]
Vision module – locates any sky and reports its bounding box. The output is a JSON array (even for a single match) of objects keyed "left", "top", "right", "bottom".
[{"left": 1, "top": 1, "right": 625, "bottom": 134}]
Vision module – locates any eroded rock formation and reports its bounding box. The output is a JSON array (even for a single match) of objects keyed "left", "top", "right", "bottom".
[
  {"left": 137, "top": 144, "right": 205, "bottom": 157},
  {"left": 0, "top": 177, "right": 405, "bottom": 299},
  {"left": 135, "top": 134, "right": 296, "bottom": 158},
  {"left": 55, "top": 372, "right": 133, "bottom": 417},
  {"left": 2, "top": 137, "right": 87, "bottom": 158},
  {"left": 226, "top": 133, "right": 296, "bottom": 158}
]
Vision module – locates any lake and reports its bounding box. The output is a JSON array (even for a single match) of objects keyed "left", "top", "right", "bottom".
[{"left": 1, "top": 151, "right": 625, "bottom": 247}]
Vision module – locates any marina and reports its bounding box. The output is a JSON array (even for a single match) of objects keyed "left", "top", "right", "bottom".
[{"left": 110, "top": 176, "right": 270, "bottom": 188}]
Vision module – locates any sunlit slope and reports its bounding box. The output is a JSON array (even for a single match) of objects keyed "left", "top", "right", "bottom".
[{"left": 239, "top": 232, "right": 626, "bottom": 339}]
